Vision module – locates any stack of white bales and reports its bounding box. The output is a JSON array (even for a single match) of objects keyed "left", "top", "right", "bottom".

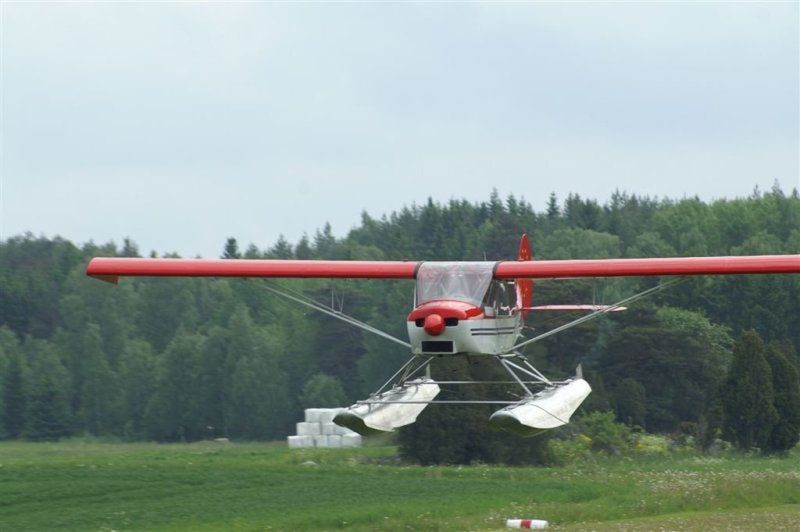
[{"left": 287, "top": 408, "right": 362, "bottom": 448}]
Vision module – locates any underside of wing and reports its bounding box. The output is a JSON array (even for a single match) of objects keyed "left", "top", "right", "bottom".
[
  {"left": 86, "top": 257, "right": 421, "bottom": 283},
  {"left": 494, "top": 255, "right": 800, "bottom": 280}
]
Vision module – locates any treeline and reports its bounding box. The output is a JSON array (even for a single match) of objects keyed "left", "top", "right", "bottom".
[{"left": 0, "top": 187, "right": 799, "bottom": 463}]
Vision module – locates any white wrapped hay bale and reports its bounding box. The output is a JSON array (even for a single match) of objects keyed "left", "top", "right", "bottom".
[
  {"left": 312, "top": 434, "right": 329, "bottom": 447},
  {"left": 305, "top": 408, "right": 340, "bottom": 424},
  {"left": 313, "top": 434, "right": 330, "bottom": 447},
  {"left": 289, "top": 407, "right": 360, "bottom": 449},
  {"left": 327, "top": 408, "right": 343, "bottom": 424},
  {"left": 335, "top": 424, "right": 357, "bottom": 436},
  {"left": 341, "top": 433, "right": 362, "bottom": 448},
  {"left": 322, "top": 422, "right": 341, "bottom": 436},
  {"left": 287, "top": 435, "right": 314, "bottom": 449},
  {"left": 325, "top": 422, "right": 347, "bottom": 436},
  {"left": 304, "top": 409, "right": 323, "bottom": 423},
  {"left": 296, "top": 422, "right": 321, "bottom": 436}
]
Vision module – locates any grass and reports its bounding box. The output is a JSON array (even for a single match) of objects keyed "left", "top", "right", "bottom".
[{"left": 0, "top": 439, "right": 798, "bottom": 531}]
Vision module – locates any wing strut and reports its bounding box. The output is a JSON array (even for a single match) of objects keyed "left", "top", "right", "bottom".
[
  {"left": 510, "top": 278, "right": 683, "bottom": 352},
  {"left": 252, "top": 280, "right": 411, "bottom": 349}
]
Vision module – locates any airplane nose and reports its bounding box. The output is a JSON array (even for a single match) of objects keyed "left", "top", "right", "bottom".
[{"left": 423, "top": 314, "right": 446, "bottom": 336}]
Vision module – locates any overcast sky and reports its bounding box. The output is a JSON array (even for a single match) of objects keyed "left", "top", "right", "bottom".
[{"left": 2, "top": 1, "right": 798, "bottom": 258}]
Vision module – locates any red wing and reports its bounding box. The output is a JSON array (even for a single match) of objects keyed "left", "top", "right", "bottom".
[
  {"left": 86, "top": 257, "right": 420, "bottom": 284},
  {"left": 88, "top": 254, "right": 800, "bottom": 284},
  {"left": 495, "top": 255, "right": 800, "bottom": 279}
]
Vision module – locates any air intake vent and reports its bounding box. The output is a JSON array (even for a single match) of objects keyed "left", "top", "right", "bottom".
[
  {"left": 416, "top": 318, "right": 458, "bottom": 327},
  {"left": 421, "top": 341, "right": 455, "bottom": 354}
]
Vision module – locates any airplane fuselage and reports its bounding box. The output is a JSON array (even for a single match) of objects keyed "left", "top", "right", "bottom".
[
  {"left": 407, "top": 307, "right": 521, "bottom": 355},
  {"left": 406, "top": 262, "right": 523, "bottom": 356}
]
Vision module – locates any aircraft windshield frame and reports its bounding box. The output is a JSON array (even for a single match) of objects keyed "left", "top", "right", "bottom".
[{"left": 415, "top": 262, "right": 495, "bottom": 306}]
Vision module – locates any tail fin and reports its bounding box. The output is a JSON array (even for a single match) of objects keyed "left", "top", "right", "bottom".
[{"left": 516, "top": 234, "right": 533, "bottom": 319}]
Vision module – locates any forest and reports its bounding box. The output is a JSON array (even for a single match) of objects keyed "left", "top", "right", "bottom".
[{"left": 1, "top": 187, "right": 799, "bottom": 464}]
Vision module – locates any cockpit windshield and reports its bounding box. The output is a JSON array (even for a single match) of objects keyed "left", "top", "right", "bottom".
[{"left": 415, "top": 262, "right": 495, "bottom": 306}]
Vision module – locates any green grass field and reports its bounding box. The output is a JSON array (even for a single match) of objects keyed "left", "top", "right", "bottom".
[{"left": 1, "top": 439, "right": 798, "bottom": 531}]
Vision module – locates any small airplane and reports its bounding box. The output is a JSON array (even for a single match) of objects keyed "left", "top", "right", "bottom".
[{"left": 87, "top": 235, "right": 800, "bottom": 437}]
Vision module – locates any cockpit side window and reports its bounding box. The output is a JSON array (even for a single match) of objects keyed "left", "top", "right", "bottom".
[{"left": 483, "top": 280, "right": 517, "bottom": 316}]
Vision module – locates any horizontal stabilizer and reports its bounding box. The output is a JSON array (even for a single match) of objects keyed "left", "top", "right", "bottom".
[
  {"left": 489, "top": 378, "right": 591, "bottom": 437},
  {"left": 333, "top": 378, "right": 440, "bottom": 436},
  {"left": 528, "top": 305, "right": 626, "bottom": 312}
]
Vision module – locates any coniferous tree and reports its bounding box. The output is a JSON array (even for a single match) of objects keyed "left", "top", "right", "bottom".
[
  {"left": 121, "top": 238, "right": 139, "bottom": 258},
  {"left": 0, "top": 235, "right": 83, "bottom": 338},
  {"left": 614, "top": 377, "right": 646, "bottom": 428},
  {"left": 26, "top": 373, "right": 69, "bottom": 441},
  {"left": 222, "top": 237, "right": 241, "bottom": 259},
  {"left": 314, "top": 223, "right": 338, "bottom": 258},
  {"left": 267, "top": 235, "right": 293, "bottom": 259},
  {"left": 546, "top": 192, "right": 560, "bottom": 220},
  {"left": 23, "top": 338, "right": 72, "bottom": 441},
  {"left": 197, "top": 325, "right": 230, "bottom": 437},
  {"left": 118, "top": 339, "right": 157, "bottom": 440},
  {"left": 228, "top": 345, "right": 291, "bottom": 440},
  {"left": 764, "top": 343, "right": 800, "bottom": 453},
  {"left": 146, "top": 330, "right": 206, "bottom": 441},
  {"left": 135, "top": 279, "right": 196, "bottom": 352},
  {"left": 295, "top": 235, "right": 313, "bottom": 259},
  {"left": 79, "top": 324, "right": 119, "bottom": 435},
  {"left": 243, "top": 244, "right": 262, "bottom": 259},
  {"left": 721, "top": 330, "right": 778, "bottom": 451},
  {"left": 2, "top": 353, "right": 26, "bottom": 438}
]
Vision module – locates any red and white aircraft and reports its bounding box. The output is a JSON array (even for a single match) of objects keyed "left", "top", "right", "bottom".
[{"left": 87, "top": 235, "right": 800, "bottom": 436}]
